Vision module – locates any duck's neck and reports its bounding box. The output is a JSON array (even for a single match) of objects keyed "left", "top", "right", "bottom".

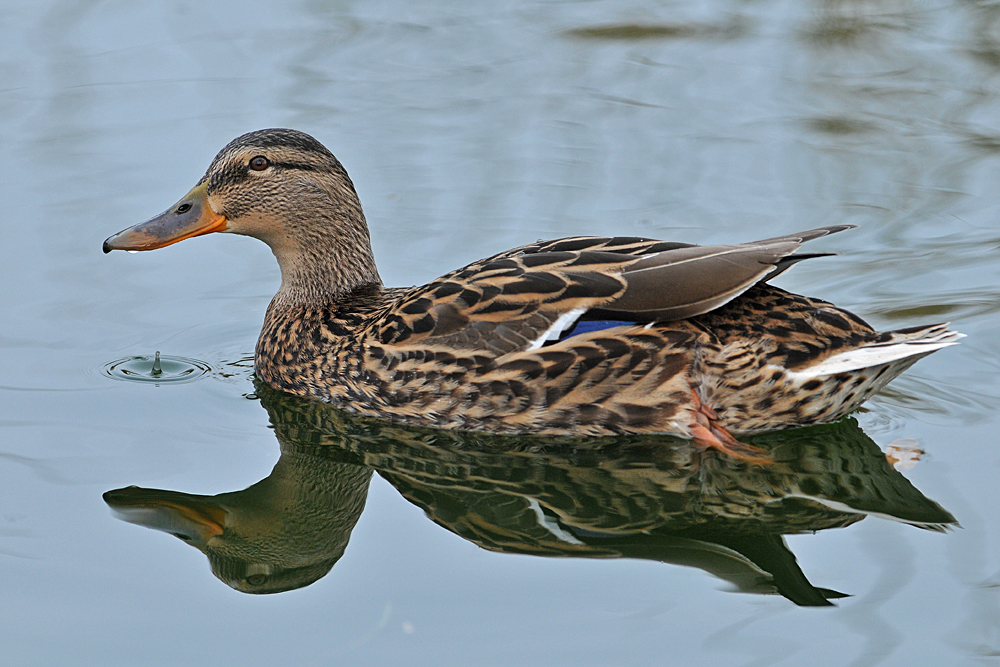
[
  {"left": 256, "top": 180, "right": 382, "bottom": 308},
  {"left": 270, "top": 232, "right": 382, "bottom": 308}
]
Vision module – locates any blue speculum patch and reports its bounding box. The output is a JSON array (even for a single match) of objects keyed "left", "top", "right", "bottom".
[{"left": 560, "top": 319, "right": 635, "bottom": 340}]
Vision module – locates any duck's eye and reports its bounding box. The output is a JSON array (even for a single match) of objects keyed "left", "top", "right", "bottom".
[
  {"left": 246, "top": 574, "right": 267, "bottom": 586},
  {"left": 249, "top": 156, "right": 269, "bottom": 171}
]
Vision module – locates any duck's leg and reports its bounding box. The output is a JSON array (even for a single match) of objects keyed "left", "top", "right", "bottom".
[{"left": 688, "top": 390, "right": 771, "bottom": 464}]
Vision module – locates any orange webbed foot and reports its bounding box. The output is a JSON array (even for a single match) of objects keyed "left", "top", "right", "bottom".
[{"left": 689, "top": 390, "right": 771, "bottom": 465}]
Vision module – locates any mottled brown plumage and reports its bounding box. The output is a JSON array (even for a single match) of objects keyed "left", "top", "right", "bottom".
[{"left": 103, "top": 129, "right": 963, "bottom": 456}]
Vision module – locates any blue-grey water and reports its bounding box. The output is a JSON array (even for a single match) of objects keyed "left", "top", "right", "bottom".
[{"left": 2, "top": 1, "right": 1000, "bottom": 665}]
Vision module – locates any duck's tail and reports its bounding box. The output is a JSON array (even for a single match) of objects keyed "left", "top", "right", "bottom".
[{"left": 794, "top": 323, "right": 964, "bottom": 379}]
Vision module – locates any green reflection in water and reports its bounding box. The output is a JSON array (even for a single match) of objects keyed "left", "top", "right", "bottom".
[{"left": 104, "top": 382, "right": 954, "bottom": 606}]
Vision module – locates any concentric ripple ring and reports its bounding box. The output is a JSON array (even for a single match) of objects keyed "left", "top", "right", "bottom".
[{"left": 102, "top": 352, "right": 212, "bottom": 384}]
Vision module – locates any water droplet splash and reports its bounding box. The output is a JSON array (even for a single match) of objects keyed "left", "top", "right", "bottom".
[{"left": 102, "top": 353, "right": 211, "bottom": 384}]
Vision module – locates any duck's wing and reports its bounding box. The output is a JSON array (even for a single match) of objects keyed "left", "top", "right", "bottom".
[
  {"left": 375, "top": 226, "right": 854, "bottom": 355},
  {"left": 488, "top": 225, "right": 851, "bottom": 262},
  {"left": 596, "top": 224, "right": 856, "bottom": 321},
  {"left": 486, "top": 235, "right": 698, "bottom": 260},
  {"left": 375, "top": 249, "right": 631, "bottom": 354}
]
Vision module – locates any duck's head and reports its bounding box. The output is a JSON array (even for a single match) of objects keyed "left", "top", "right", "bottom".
[
  {"left": 102, "top": 449, "right": 373, "bottom": 595},
  {"left": 103, "top": 128, "right": 381, "bottom": 303}
]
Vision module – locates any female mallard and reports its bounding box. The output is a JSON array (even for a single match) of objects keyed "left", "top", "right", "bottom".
[{"left": 103, "top": 129, "right": 961, "bottom": 460}]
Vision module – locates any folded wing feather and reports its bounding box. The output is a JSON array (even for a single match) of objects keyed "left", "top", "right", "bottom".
[{"left": 377, "top": 226, "right": 854, "bottom": 355}]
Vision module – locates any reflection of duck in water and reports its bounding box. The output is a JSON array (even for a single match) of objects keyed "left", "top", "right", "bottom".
[
  {"left": 105, "top": 447, "right": 370, "bottom": 595},
  {"left": 104, "top": 129, "right": 961, "bottom": 459},
  {"left": 105, "top": 385, "right": 955, "bottom": 605}
]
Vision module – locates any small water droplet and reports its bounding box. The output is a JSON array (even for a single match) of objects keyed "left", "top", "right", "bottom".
[
  {"left": 102, "top": 354, "right": 211, "bottom": 385},
  {"left": 127, "top": 250, "right": 139, "bottom": 254}
]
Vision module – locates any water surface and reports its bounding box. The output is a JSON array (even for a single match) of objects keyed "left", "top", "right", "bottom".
[{"left": 2, "top": 1, "right": 1000, "bottom": 665}]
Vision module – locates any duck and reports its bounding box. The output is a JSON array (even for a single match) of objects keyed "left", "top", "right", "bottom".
[{"left": 103, "top": 128, "right": 962, "bottom": 460}]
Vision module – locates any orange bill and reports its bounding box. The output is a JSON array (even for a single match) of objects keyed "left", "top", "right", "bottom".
[
  {"left": 103, "top": 181, "right": 227, "bottom": 253},
  {"left": 154, "top": 499, "right": 228, "bottom": 539},
  {"left": 104, "top": 486, "right": 228, "bottom": 542}
]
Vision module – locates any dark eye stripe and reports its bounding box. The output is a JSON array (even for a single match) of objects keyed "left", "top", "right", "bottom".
[
  {"left": 268, "top": 161, "right": 321, "bottom": 172},
  {"left": 212, "top": 159, "right": 324, "bottom": 189}
]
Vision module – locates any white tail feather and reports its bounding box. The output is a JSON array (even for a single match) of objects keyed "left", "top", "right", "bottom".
[{"left": 791, "top": 324, "right": 964, "bottom": 378}]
